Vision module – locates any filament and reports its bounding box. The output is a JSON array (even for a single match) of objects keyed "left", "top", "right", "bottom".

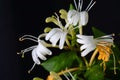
[
  {"left": 19, "top": 35, "right": 38, "bottom": 42},
  {"left": 74, "top": 0, "right": 78, "bottom": 10},
  {"left": 85, "top": 0, "right": 96, "bottom": 12},
  {"left": 87, "top": 1, "right": 96, "bottom": 12},
  {"left": 78, "top": 0, "right": 80, "bottom": 11},
  {"left": 79, "top": 0, "right": 83, "bottom": 12},
  {"left": 28, "top": 63, "right": 36, "bottom": 74},
  {"left": 68, "top": 71, "right": 75, "bottom": 80},
  {"left": 63, "top": 73, "right": 70, "bottom": 80},
  {"left": 112, "top": 53, "right": 117, "bottom": 74},
  {"left": 54, "top": 13, "right": 63, "bottom": 29},
  {"left": 17, "top": 45, "right": 37, "bottom": 58}
]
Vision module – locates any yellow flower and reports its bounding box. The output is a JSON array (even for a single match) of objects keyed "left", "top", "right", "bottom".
[
  {"left": 97, "top": 42, "right": 113, "bottom": 61},
  {"left": 77, "top": 34, "right": 114, "bottom": 61}
]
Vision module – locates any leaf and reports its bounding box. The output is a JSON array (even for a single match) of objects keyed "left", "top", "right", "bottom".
[
  {"left": 41, "top": 51, "right": 77, "bottom": 72},
  {"left": 92, "top": 27, "right": 105, "bottom": 38},
  {"left": 84, "top": 65, "right": 104, "bottom": 80},
  {"left": 69, "top": 3, "right": 75, "bottom": 10}
]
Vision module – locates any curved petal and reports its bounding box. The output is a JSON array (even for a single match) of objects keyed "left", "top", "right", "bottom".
[
  {"left": 59, "top": 32, "right": 67, "bottom": 49},
  {"left": 45, "top": 28, "right": 59, "bottom": 40},
  {"left": 72, "top": 12, "right": 80, "bottom": 26},
  {"left": 38, "top": 42, "right": 52, "bottom": 55},
  {"left": 50, "top": 31, "right": 61, "bottom": 46},
  {"left": 32, "top": 48, "right": 40, "bottom": 64},
  {"left": 81, "top": 46, "right": 95, "bottom": 57},
  {"left": 79, "top": 11, "right": 88, "bottom": 26},
  {"left": 77, "top": 39, "right": 85, "bottom": 44}
]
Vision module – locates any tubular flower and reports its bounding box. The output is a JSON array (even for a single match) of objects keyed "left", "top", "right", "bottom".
[
  {"left": 45, "top": 28, "right": 67, "bottom": 49},
  {"left": 76, "top": 34, "right": 114, "bottom": 61},
  {"left": 66, "top": 0, "right": 96, "bottom": 28},
  {"left": 18, "top": 34, "right": 52, "bottom": 72},
  {"left": 45, "top": 12, "right": 68, "bottom": 50}
]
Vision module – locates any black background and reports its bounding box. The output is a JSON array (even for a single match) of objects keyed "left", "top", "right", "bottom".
[{"left": 0, "top": 0, "right": 120, "bottom": 80}]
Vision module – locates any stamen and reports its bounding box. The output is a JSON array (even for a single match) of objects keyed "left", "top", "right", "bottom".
[
  {"left": 112, "top": 53, "right": 117, "bottom": 74},
  {"left": 86, "top": 0, "right": 96, "bottom": 12},
  {"left": 68, "top": 71, "right": 75, "bottom": 80},
  {"left": 63, "top": 73, "right": 70, "bottom": 80},
  {"left": 77, "top": 0, "right": 81, "bottom": 11},
  {"left": 19, "top": 35, "right": 38, "bottom": 42},
  {"left": 54, "top": 13, "right": 63, "bottom": 29},
  {"left": 96, "top": 34, "right": 115, "bottom": 40},
  {"left": 28, "top": 63, "right": 36, "bottom": 74},
  {"left": 17, "top": 45, "right": 37, "bottom": 58},
  {"left": 74, "top": 0, "right": 78, "bottom": 10},
  {"left": 79, "top": 0, "right": 83, "bottom": 11},
  {"left": 19, "top": 37, "right": 38, "bottom": 42}
]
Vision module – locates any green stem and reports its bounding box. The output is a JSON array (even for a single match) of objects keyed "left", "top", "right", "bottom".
[
  {"left": 79, "top": 26, "right": 83, "bottom": 35},
  {"left": 58, "top": 67, "right": 79, "bottom": 76},
  {"left": 89, "top": 49, "right": 98, "bottom": 66}
]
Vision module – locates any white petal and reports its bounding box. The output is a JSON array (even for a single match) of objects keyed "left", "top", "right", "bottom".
[
  {"left": 81, "top": 46, "right": 95, "bottom": 57},
  {"left": 38, "top": 42, "right": 52, "bottom": 55},
  {"left": 67, "top": 10, "right": 77, "bottom": 24},
  {"left": 80, "top": 44, "right": 88, "bottom": 50},
  {"left": 80, "top": 11, "right": 88, "bottom": 26},
  {"left": 45, "top": 28, "right": 58, "bottom": 40},
  {"left": 72, "top": 13, "right": 80, "bottom": 25},
  {"left": 59, "top": 32, "right": 67, "bottom": 49},
  {"left": 32, "top": 48, "right": 40, "bottom": 64},
  {"left": 37, "top": 52, "right": 47, "bottom": 60},
  {"left": 50, "top": 31, "right": 61, "bottom": 46},
  {"left": 67, "top": 10, "right": 76, "bottom": 20},
  {"left": 77, "top": 39, "right": 85, "bottom": 44},
  {"left": 77, "top": 34, "right": 93, "bottom": 40}
]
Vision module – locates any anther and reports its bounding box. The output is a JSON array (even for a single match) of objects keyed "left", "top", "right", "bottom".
[
  {"left": 19, "top": 37, "right": 24, "bottom": 41},
  {"left": 28, "top": 63, "right": 36, "bottom": 74}
]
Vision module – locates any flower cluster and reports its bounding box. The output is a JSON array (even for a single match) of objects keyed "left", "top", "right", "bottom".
[{"left": 18, "top": 0, "right": 120, "bottom": 80}]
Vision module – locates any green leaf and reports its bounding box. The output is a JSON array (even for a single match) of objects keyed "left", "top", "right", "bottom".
[
  {"left": 92, "top": 27, "right": 105, "bottom": 38},
  {"left": 69, "top": 3, "right": 75, "bottom": 10},
  {"left": 84, "top": 65, "right": 104, "bottom": 80},
  {"left": 41, "top": 51, "right": 77, "bottom": 72}
]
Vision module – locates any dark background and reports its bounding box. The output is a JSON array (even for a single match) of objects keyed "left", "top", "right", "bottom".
[{"left": 0, "top": 0, "right": 120, "bottom": 80}]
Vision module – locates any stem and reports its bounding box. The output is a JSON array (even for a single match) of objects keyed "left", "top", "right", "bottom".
[
  {"left": 83, "top": 57, "right": 89, "bottom": 67},
  {"left": 79, "top": 26, "right": 83, "bottom": 35},
  {"left": 65, "top": 38, "right": 71, "bottom": 48},
  {"left": 58, "top": 67, "right": 79, "bottom": 76},
  {"left": 89, "top": 48, "right": 98, "bottom": 66}
]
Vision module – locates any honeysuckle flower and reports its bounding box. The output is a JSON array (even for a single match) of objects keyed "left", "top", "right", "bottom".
[
  {"left": 45, "top": 28, "right": 67, "bottom": 49},
  {"left": 65, "top": 0, "right": 96, "bottom": 28},
  {"left": 45, "top": 13, "right": 69, "bottom": 49},
  {"left": 76, "top": 34, "right": 114, "bottom": 61},
  {"left": 17, "top": 34, "right": 52, "bottom": 72}
]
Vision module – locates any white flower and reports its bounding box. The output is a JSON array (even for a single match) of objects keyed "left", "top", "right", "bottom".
[
  {"left": 76, "top": 34, "right": 114, "bottom": 57},
  {"left": 66, "top": 0, "right": 96, "bottom": 28},
  {"left": 45, "top": 28, "right": 67, "bottom": 49},
  {"left": 32, "top": 40, "right": 52, "bottom": 65},
  {"left": 18, "top": 34, "right": 52, "bottom": 72}
]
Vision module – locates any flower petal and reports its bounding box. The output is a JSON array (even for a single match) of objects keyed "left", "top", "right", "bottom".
[
  {"left": 38, "top": 42, "right": 52, "bottom": 55},
  {"left": 32, "top": 48, "right": 40, "bottom": 64},
  {"left": 59, "top": 32, "right": 67, "bottom": 49},
  {"left": 49, "top": 31, "right": 61, "bottom": 46},
  {"left": 45, "top": 28, "right": 58, "bottom": 40},
  {"left": 81, "top": 46, "right": 95, "bottom": 57}
]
